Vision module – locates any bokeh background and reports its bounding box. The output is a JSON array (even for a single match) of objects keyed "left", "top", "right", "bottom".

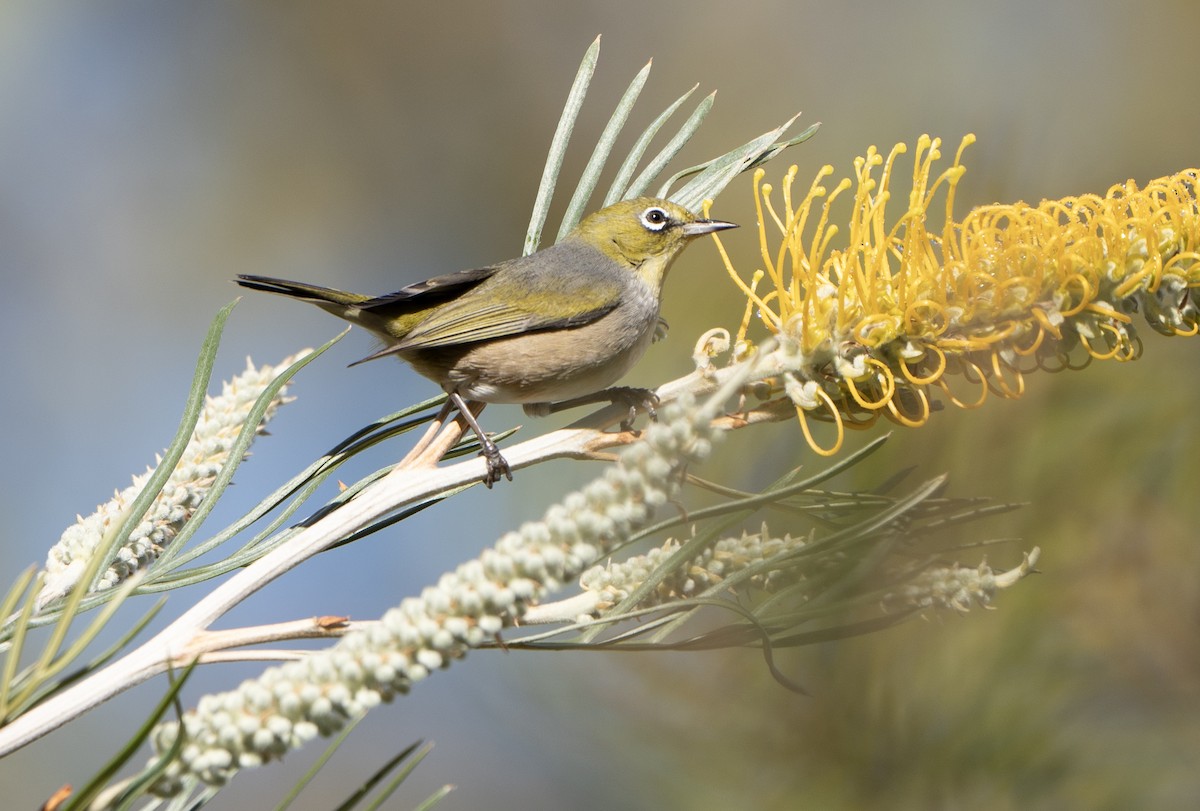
[{"left": 2, "top": 2, "right": 1198, "bottom": 809}]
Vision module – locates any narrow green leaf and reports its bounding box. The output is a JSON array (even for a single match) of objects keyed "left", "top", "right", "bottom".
[
  {"left": 275, "top": 716, "right": 367, "bottom": 811},
  {"left": 146, "top": 394, "right": 443, "bottom": 582},
  {"left": 0, "top": 568, "right": 38, "bottom": 718},
  {"left": 602, "top": 84, "right": 698, "bottom": 207},
  {"left": 622, "top": 91, "right": 716, "bottom": 199},
  {"left": 556, "top": 60, "right": 653, "bottom": 240},
  {"left": 47, "top": 598, "right": 165, "bottom": 695},
  {"left": 670, "top": 116, "right": 815, "bottom": 211},
  {"left": 16, "top": 301, "right": 234, "bottom": 691},
  {"left": 524, "top": 36, "right": 600, "bottom": 256},
  {"left": 746, "top": 121, "right": 821, "bottom": 168},
  {"left": 0, "top": 566, "right": 36, "bottom": 639},
  {"left": 331, "top": 739, "right": 431, "bottom": 811},
  {"left": 61, "top": 658, "right": 198, "bottom": 811},
  {"left": 29, "top": 504, "right": 128, "bottom": 673},
  {"left": 71, "top": 300, "right": 237, "bottom": 611},
  {"left": 411, "top": 784, "right": 455, "bottom": 811},
  {"left": 152, "top": 395, "right": 512, "bottom": 585},
  {"left": 619, "top": 435, "right": 890, "bottom": 551},
  {"left": 604, "top": 455, "right": 940, "bottom": 647},
  {"left": 7, "top": 577, "right": 154, "bottom": 717},
  {"left": 151, "top": 329, "right": 345, "bottom": 573},
  {"left": 589, "top": 441, "right": 901, "bottom": 644},
  {"left": 361, "top": 743, "right": 438, "bottom": 811},
  {"left": 657, "top": 120, "right": 821, "bottom": 198},
  {"left": 329, "top": 491, "right": 457, "bottom": 550}
]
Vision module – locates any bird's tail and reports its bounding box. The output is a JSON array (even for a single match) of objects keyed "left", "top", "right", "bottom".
[
  {"left": 236, "top": 274, "right": 370, "bottom": 307},
  {"left": 236, "top": 273, "right": 405, "bottom": 344},
  {"left": 241, "top": 271, "right": 392, "bottom": 321}
]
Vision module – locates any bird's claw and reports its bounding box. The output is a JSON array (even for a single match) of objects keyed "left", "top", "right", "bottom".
[
  {"left": 607, "top": 386, "right": 659, "bottom": 431},
  {"left": 481, "top": 445, "right": 513, "bottom": 488}
]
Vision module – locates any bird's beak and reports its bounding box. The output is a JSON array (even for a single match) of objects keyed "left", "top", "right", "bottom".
[{"left": 681, "top": 218, "right": 739, "bottom": 237}]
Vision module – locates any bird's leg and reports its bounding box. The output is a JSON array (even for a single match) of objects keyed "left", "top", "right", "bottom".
[
  {"left": 529, "top": 386, "right": 660, "bottom": 431},
  {"left": 397, "top": 398, "right": 457, "bottom": 471},
  {"left": 448, "top": 392, "right": 512, "bottom": 488}
]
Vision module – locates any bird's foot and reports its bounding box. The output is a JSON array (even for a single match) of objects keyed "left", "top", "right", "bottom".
[
  {"left": 605, "top": 386, "right": 659, "bottom": 431},
  {"left": 527, "top": 386, "right": 660, "bottom": 430},
  {"left": 480, "top": 441, "right": 513, "bottom": 489}
]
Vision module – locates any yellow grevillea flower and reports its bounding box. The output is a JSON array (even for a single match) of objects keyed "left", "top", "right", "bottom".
[{"left": 711, "top": 135, "right": 1200, "bottom": 455}]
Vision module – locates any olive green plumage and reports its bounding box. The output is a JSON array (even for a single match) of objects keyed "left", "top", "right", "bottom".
[{"left": 237, "top": 197, "right": 736, "bottom": 485}]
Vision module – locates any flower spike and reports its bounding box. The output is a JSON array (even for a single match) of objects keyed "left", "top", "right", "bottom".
[{"left": 714, "top": 136, "right": 1200, "bottom": 454}]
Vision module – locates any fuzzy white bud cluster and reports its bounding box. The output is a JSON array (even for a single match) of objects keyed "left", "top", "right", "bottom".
[
  {"left": 148, "top": 394, "right": 717, "bottom": 795},
  {"left": 884, "top": 548, "right": 1041, "bottom": 614},
  {"left": 578, "top": 528, "right": 805, "bottom": 620},
  {"left": 37, "top": 354, "right": 307, "bottom": 608}
]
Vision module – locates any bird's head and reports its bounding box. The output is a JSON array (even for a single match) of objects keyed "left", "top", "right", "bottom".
[{"left": 571, "top": 197, "right": 738, "bottom": 289}]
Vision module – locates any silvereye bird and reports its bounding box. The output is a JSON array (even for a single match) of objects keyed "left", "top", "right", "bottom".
[{"left": 237, "top": 197, "right": 737, "bottom": 486}]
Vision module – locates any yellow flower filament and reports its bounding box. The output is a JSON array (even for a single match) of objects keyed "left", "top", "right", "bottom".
[
  {"left": 795, "top": 386, "right": 844, "bottom": 456},
  {"left": 934, "top": 366, "right": 989, "bottom": 410},
  {"left": 885, "top": 386, "right": 930, "bottom": 428},
  {"left": 844, "top": 357, "right": 897, "bottom": 410},
  {"left": 900, "top": 343, "right": 947, "bottom": 386},
  {"left": 988, "top": 351, "right": 1025, "bottom": 399},
  {"left": 707, "top": 196, "right": 780, "bottom": 339},
  {"left": 1009, "top": 323, "right": 1047, "bottom": 357}
]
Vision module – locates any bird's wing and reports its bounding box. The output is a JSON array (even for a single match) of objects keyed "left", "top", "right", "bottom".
[
  {"left": 394, "top": 244, "right": 625, "bottom": 350},
  {"left": 357, "top": 265, "right": 502, "bottom": 311}
]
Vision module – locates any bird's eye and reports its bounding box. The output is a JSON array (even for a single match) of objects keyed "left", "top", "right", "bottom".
[{"left": 639, "top": 206, "right": 670, "bottom": 231}]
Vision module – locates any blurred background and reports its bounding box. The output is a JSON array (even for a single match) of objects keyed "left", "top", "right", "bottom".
[{"left": 1, "top": 2, "right": 1198, "bottom": 809}]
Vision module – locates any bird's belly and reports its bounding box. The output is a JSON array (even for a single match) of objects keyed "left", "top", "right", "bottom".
[{"left": 402, "top": 306, "right": 657, "bottom": 405}]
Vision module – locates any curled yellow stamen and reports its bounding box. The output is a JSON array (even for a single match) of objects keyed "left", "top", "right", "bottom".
[
  {"left": 796, "top": 386, "right": 845, "bottom": 457},
  {"left": 987, "top": 351, "right": 1025, "bottom": 399},
  {"left": 1057, "top": 274, "right": 1093, "bottom": 317},
  {"left": 933, "top": 358, "right": 989, "bottom": 409},
  {"left": 900, "top": 343, "right": 947, "bottom": 385},
  {"left": 1031, "top": 307, "right": 1064, "bottom": 340},
  {"left": 1010, "top": 324, "right": 1046, "bottom": 357},
  {"left": 844, "top": 357, "right": 897, "bottom": 410},
  {"left": 1173, "top": 320, "right": 1199, "bottom": 338},
  {"left": 885, "top": 387, "right": 930, "bottom": 428}
]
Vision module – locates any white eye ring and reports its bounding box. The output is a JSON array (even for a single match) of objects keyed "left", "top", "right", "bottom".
[{"left": 639, "top": 206, "right": 670, "bottom": 231}]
